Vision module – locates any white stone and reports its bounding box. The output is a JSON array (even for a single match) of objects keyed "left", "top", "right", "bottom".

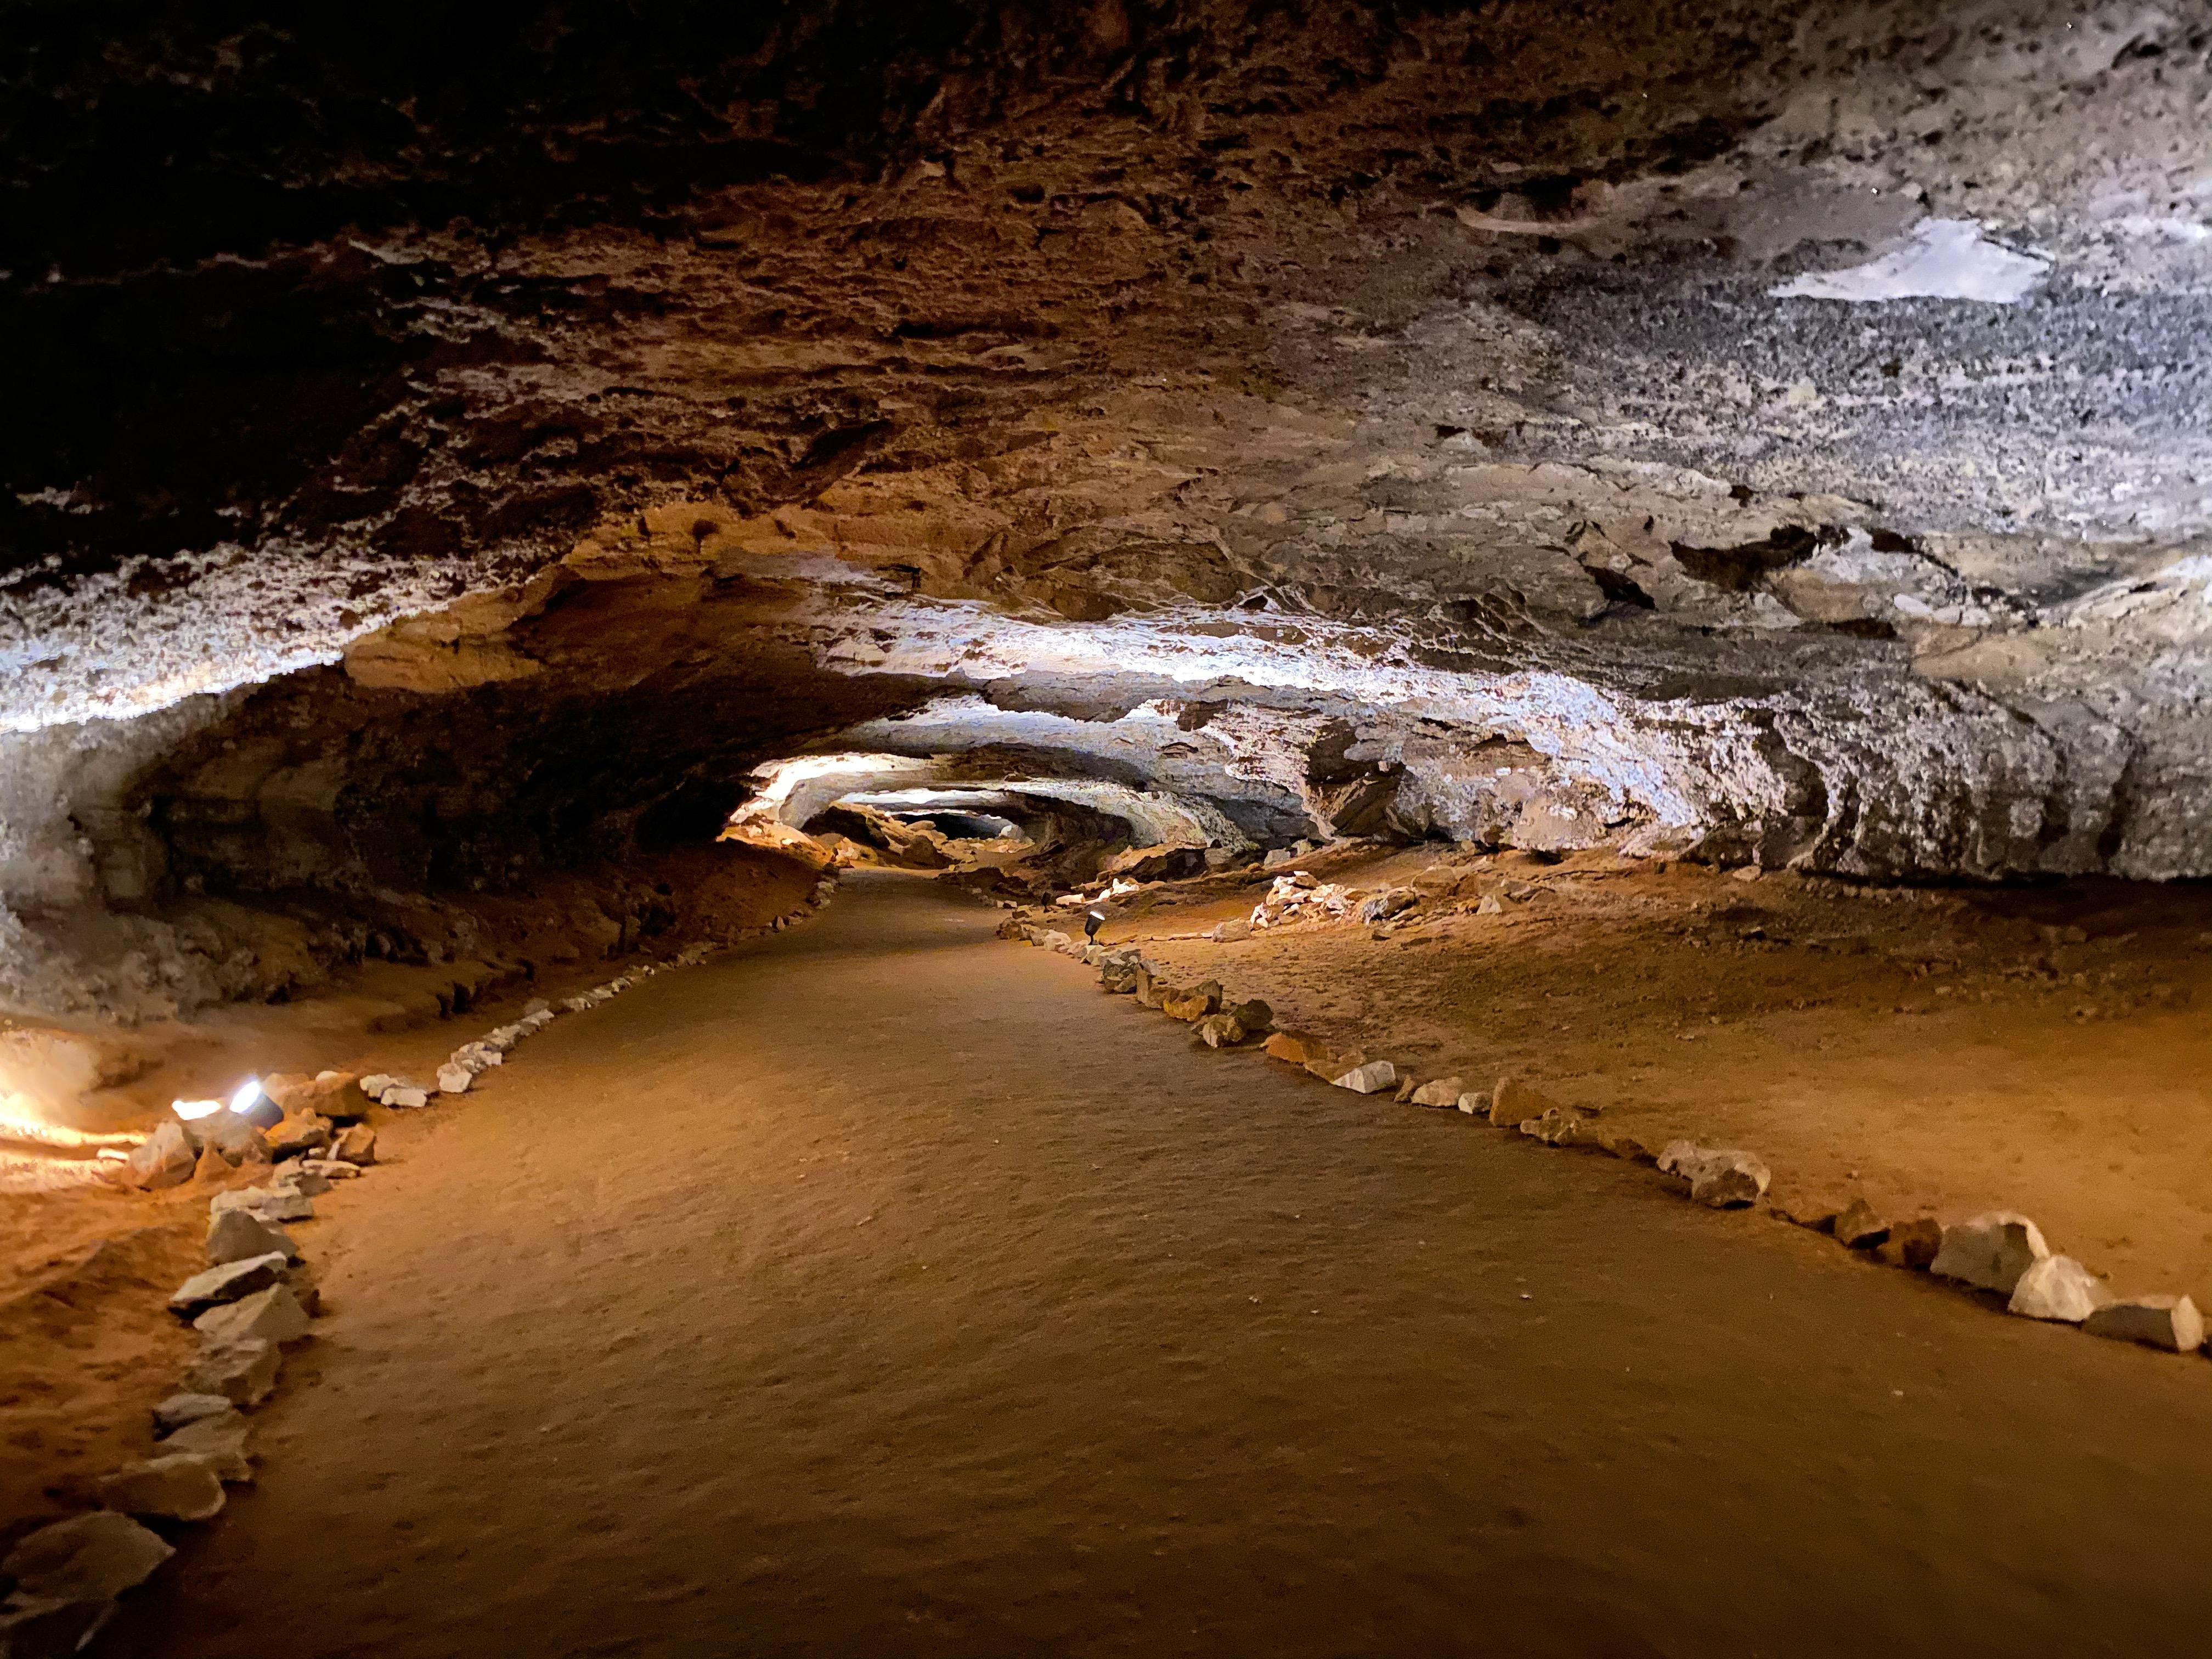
[
  {"left": 185, "top": 1338, "right": 280, "bottom": 1407},
  {"left": 1657, "top": 1141, "right": 1771, "bottom": 1208},
  {"left": 2, "top": 1512, "right": 173, "bottom": 1602},
  {"left": 153, "top": 1392, "right": 234, "bottom": 1437},
  {"left": 2007, "top": 1255, "right": 2108, "bottom": 1323},
  {"left": 211, "top": 1186, "right": 315, "bottom": 1223},
  {"left": 192, "top": 1283, "right": 312, "bottom": 1346},
  {"left": 205, "top": 1206, "right": 296, "bottom": 1267},
  {"left": 125, "top": 1120, "right": 195, "bottom": 1189},
  {"left": 522, "top": 998, "right": 550, "bottom": 1017},
  {"left": 382, "top": 1085, "right": 430, "bottom": 1109},
  {"left": 1931, "top": 1211, "right": 2050, "bottom": 1295},
  {"left": 358, "top": 1073, "right": 397, "bottom": 1098},
  {"left": 436, "top": 1063, "right": 473, "bottom": 1094},
  {"left": 1455, "top": 1092, "right": 1488, "bottom": 1116},
  {"left": 161, "top": 1410, "right": 254, "bottom": 1481},
  {"left": 2084, "top": 1295, "right": 2206, "bottom": 1353},
  {"left": 1408, "top": 1075, "right": 1465, "bottom": 1108},
  {"left": 168, "top": 1252, "right": 290, "bottom": 1317},
  {"left": 96, "top": 1454, "right": 225, "bottom": 1522},
  {"left": 1331, "top": 1059, "right": 1398, "bottom": 1094}
]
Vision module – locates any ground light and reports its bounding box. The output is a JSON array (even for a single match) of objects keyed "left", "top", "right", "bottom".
[{"left": 230, "top": 1077, "right": 284, "bottom": 1130}]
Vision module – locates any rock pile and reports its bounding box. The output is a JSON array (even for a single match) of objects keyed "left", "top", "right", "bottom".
[{"left": 1250, "top": 873, "right": 1357, "bottom": 930}]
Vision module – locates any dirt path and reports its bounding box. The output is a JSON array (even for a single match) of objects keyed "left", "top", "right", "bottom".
[{"left": 106, "top": 874, "right": 2212, "bottom": 1658}]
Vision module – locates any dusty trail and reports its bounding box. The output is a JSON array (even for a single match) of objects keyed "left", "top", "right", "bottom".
[{"left": 109, "top": 874, "right": 2212, "bottom": 1658}]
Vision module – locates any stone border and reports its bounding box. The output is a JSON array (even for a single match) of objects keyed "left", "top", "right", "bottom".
[
  {"left": 1012, "top": 920, "right": 2211, "bottom": 1366},
  {"left": 2, "top": 875, "right": 838, "bottom": 1652}
]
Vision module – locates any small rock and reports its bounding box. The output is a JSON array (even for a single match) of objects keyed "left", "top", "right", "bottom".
[
  {"left": 1455, "top": 1092, "right": 1488, "bottom": 1116},
  {"left": 161, "top": 1410, "right": 254, "bottom": 1481},
  {"left": 169, "top": 1252, "right": 290, "bottom": 1318},
  {"left": 522, "top": 997, "right": 551, "bottom": 1017},
  {"left": 1212, "top": 918, "right": 1255, "bottom": 943},
  {"left": 1133, "top": 968, "right": 1166, "bottom": 1009},
  {"left": 262, "top": 1071, "right": 363, "bottom": 1120},
  {"left": 1226, "top": 998, "right": 1272, "bottom": 1033},
  {"left": 1195, "top": 1012, "right": 1251, "bottom": 1048},
  {"left": 193, "top": 1284, "right": 312, "bottom": 1346},
  {"left": 1408, "top": 1075, "right": 1465, "bottom": 1108},
  {"left": 1877, "top": 1217, "right": 1944, "bottom": 1271},
  {"left": 2, "top": 1511, "right": 173, "bottom": 1603},
  {"left": 1355, "top": 888, "right": 1418, "bottom": 923},
  {"left": 1587, "top": 1126, "right": 1656, "bottom": 1164},
  {"left": 295, "top": 1157, "right": 361, "bottom": 1181},
  {"left": 1521, "top": 1105, "right": 1596, "bottom": 1147},
  {"left": 184, "top": 1111, "right": 270, "bottom": 1167},
  {"left": 1657, "top": 1141, "right": 1772, "bottom": 1208},
  {"left": 382, "top": 1086, "right": 430, "bottom": 1109},
  {"left": 1833, "top": 1198, "right": 1891, "bottom": 1250},
  {"left": 2083, "top": 1295, "right": 2206, "bottom": 1353},
  {"left": 124, "top": 1120, "right": 196, "bottom": 1190},
  {"left": 2007, "top": 1255, "right": 2108, "bottom": 1323},
  {"left": 1487, "top": 1076, "right": 1556, "bottom": 1129},
  {"left": 153, "top": 1392, "right": 234, "bottom": 1437},
  {"left": 1931, "top": 1211, "right": 2050, "bottom": 1295},
  {"left": 96, "top": 1454, "right": 226, "bottom": 1522},
  {"left": 205, "top": 1207, "right": 297, "bottom": 1267},
  {"left": 210, "top": 1186, "right": 315, "bottom": 1223},
  {"left": 1263, "top": 1031, "right": 1329, "bottom": 1067},
  {"left": 274, "top": 1164, "right": 330, "bottom": 1198},
  {"left": 358, "top": 1073, "right": 397, "bottom": 1099},
  {"left": 1160, "top": 981, "right": 1223, "bottom": 1023},
  {"left": 185, "top": 1339, "right": 280, "bottom": 1407},
  {"left": 436, "top": 1063, "right": 473, "bottom": 1094},
  {"left": 1476, "top": 893, "right": 1506, "bottom": 915},
  {"left": 1392, "top": 1073, "right": 1420, "bottom": 1103},
  {"left": 331, "top": 1124, "right": 377, "bottom": 1166},
  {"left": 1331, "top": 1059, "right": 1398, "bottom": 1094},
  {"left": 266, "top": 1111, "right": 331, "bottom": 1161},
  {"left": 1305, "top": 1046, "right": 1365, "bottom": 1081}
]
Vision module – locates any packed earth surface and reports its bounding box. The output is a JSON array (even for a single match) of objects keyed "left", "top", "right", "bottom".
[{"left": 5, "top": 3, "right": 2212, "bottom": 1651}]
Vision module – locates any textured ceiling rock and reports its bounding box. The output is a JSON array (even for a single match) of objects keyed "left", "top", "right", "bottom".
[{"left": 4, "top": 2, "right": 2212, "bottom": 1015}]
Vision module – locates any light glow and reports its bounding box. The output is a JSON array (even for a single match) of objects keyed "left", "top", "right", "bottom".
[
  {"left": 172, "top": 1097, "right": 224, "bottom": 1121},
  {"left": 229, "top": 1079, "right": 262, "bottom": 1115}
]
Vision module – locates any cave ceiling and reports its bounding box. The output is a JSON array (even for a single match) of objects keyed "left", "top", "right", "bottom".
[{"left": 5, "top": 0, "right": 2212, "bottom": 913}]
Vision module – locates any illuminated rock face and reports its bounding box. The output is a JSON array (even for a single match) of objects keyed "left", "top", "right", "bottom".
[{"left": 5, "top": 2, "right": 2212, "bottom": 1014}]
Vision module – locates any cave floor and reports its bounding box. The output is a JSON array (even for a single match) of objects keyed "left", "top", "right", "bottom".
[{"left": 108, "top": 873, "right": 2212, "bottom": 1658}]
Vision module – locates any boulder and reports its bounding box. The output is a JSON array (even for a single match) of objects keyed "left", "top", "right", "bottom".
[
  {"left": 161, "top": 1411, "right": 254, "bottom": 1482},
  {"left": 1657, "top": 1142, "right": 1771, "bottom": 1208},
  {"left": 153, "top": 1392, "right": 235, "bottom": 1437},
  {"left": 168, "top": 1252, "right": 290, "bottom": 1318},
  {"left": 2007, "top": 1255, "right": 2108, "bottom": 1323},
  {"left": 1263, "top": 1031, "right": 1330, "bottom": 1067},
  {"left": 263, "top": 1071, "right": 364, "bottom": 1120},
  {"left": 2083, "top": 1295, "right": 2206, "bottom": 1353},
  {"left": 267, "top": 1111, "right": 332, "bottom": 1160},
  {"left": 383, "top": 1085, "right": 430, "bottom": 1110},
  {"left": 95, "top": 1455, "right": 225, "bottom": 1522},
  {"left": 124, "top": 1121, "right": 195, "bottom": 1190},
  {"left": 1408, "top": 1075, "right": 1465, "bottom": 1108},
  {"left": 1878, "top": 1217, "right": 1945, "bottom": 1271},
  {"left": 1833, "top": 1198, "right": 1891, "bottom": 1250},
  {"left": 184, "top": 1110, "right": 270, "bottom": 1167},
  {"left": 1521, "top": 1105, "right": 1597, "bottom": 1147},
  {"left": 1160, "top": 981, "right": 1223, "bottom": 1023},
  {"left": 205, "top": 1207, "right": 297, "bottom": 1267},
  {"left": 1487, "top": 1077, "right": 1556, "bottom": 1129},
  {"left": 185, "top": 1339, "right": 280, "bottom": 1407},
  {"left": 1331, "top": 1059, "right": 1398, "bottom": 1094},
  {"left": 1133, "top": 968, "right": 1165, "bottom": 1009},
  {"left": 2, "top": 1511, "right": 173, "bottom": 1603},
  {"left": 192, "top": 1284, "right": 312, "bottom": 1346},
  {"left": 436, "top": 1063, "right": 473, "bottom": 1094},
  {"left": 1931, "top": 1212, "right": 2050, "bottom": 1295},
  {"left": 1355, "top": 888, "right": 1418, "bottom": 923},
  {"left": 331, "top": 1125, "right": 378, "bottom": 1166}
]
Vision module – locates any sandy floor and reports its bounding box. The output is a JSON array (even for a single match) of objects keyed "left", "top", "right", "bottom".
[
  {"left": 83, "top": 873, "right": 2212, "bottom": 1657},
  {"left": 1116, "top": 847, "right": 2212, "bottom": 1308},
  {"left": 0, "top": 844, "right": 815, "bottom": 1526}
]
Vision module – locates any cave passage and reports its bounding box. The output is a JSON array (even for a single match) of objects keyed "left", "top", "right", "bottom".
[{"left": 98, "top": 876, "right": 2212, "bottom": 1659}]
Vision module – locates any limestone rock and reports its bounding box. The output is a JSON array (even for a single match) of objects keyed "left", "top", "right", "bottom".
[
  {"left": 1487, "top": 1077, "right": 1556, "bottom": 1129},
  {"left": 436, "top": 1063, "right": 473, "bottom": 1094},
  {"left": 294, "top": 1156, "right": 360, "bottom": 1180},
  {"left": 2083, "top": 1295, "right": 2206, "bottom": 1353},
  {"left": 1212, "top": 918, "right": 1254, "bottom": 943},
  {"left": 1931, "top": 1211, "right": 2050, "bottom": 1295},
  {"left": 267, "top": 1111, "right": 332, "bottom": 1160},
  {"left": 359, "top": 1073, "right": 397, "bottom": 1099},
  {"left": 1408, "top": 1075, "right": 1465, "bottom": 1108},
  {"left": 383, "top": 1085, "right": 430, "bottom": 1109},
  {"left": 153, "top": 1392, "right": 235, "bottom": 1437},
  {"left": 1331, "top": 1059, "right": 1398, "bottom": 1094},
  {"left": 1263, "top": 1031, "right": 1329, "bottom": 1067},
  {"left": 1133, "top": 968, "right": 1165, "bottom": 1009},
  {"left": 2007, "top": 1255, "right": 2108, "bottom": 1323},
  {"left": 211, "top": 1186, "right": 314, "bottom": 1223},
  {"left": 522, "top": 997, "right": 551, "bottom": 1017},
  {"left": 192, "top": 1283, "right": 312, "bottom": 1346},
  {"left": 125, "top": 1120, "right": 195, "bottom": 1190},
  {"left": 1455, "top": 1092, "right": 1488, "bottom": 1116},
  {"left": 1099, "top": 961, "right": 1141, "bottom": 994},
  {"left": 1657, "top": 1141, "right": 1771, "bottom": 1208},
  {"left": 1392, "top": 1073, "right": 1420, "bottom": 1103},
  {"left": 331, "top": 1124, "right": 377, "bottom": 1166},
  {"left": 1305, "top": 1046, "right": 1365, "bottom": 1081},
  {"left": 1833, "top": 1198, "right": 1891, "bottom": 1250},
  {"left": 1355, "top": 887, "right": 1418, "bottom": 923},
  {"left": 95, "top": 1454, "right": 225, "bottom": 1522},
  {"left": 184, "top": 1110, "right": 270, "bottom": 1166},
  {"left": 1521, "top": 1105, "right": 1597, "bottom": 1146},
  {"left": 169, "top": 1252, "right": 290, "bottom": 1318},
  {"left": 1160, "top": 981, "right": 1223, "bottom": 1023},
  {"left": 263, "top": 1070, "right": 363, "bottom": 1120},
  {"left": 2, "top": 1511, "right": 173, "bottom": 1602},
  {"left": 161, "top": 1410, "right": 254, "bottom": 1481},
  {"left": 205, "top": 1206, "right": 297, "bottom": 1267},
  {"left": 185, "top": 1339, "right": 280, "bottom": 1407},
  {"left": 1195, "top": 1012, "right": 1248, "bottom": 1048},
  {"left": 1878, "top": 1217, "right": 1944, "bottom": 1271}
]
